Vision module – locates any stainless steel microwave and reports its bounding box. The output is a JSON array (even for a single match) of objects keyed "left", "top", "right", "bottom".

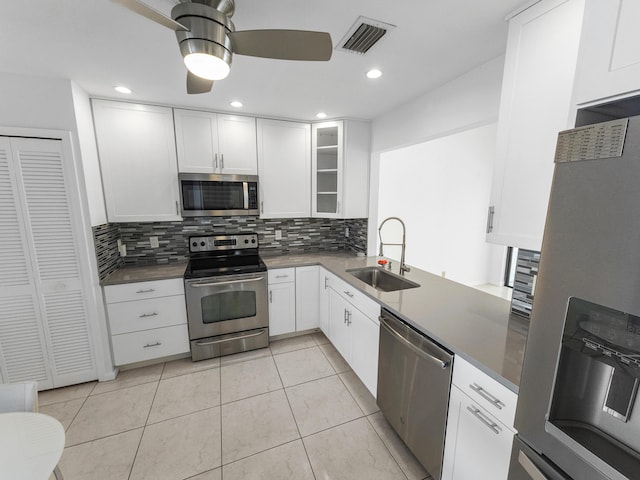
[{"left": 179, "top": 173, "right": 259, "bottom": 217}]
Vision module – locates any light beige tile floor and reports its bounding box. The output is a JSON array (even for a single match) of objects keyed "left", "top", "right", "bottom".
[{"left": 42, "top": 332, "right": 432, "bottom": 480}]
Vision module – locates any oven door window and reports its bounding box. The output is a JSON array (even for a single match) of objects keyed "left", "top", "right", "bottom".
[
  {"left": 201, "top": 291, "right": 257, "bottom": 323},
  {"left": 182, "top": 181, "right": 245, "bottom": 211}
]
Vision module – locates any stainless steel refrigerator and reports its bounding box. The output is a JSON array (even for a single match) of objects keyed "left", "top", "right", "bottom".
[{"left": 509, "top": 115, "right": 640, "bottom": 480}]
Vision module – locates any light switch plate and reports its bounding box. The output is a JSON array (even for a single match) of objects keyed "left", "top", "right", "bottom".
[
  {"left": 150, "top": 236, "right": 159, "bottom": 248},
  {"left": 275, "top": 230, "right": 282, "bottom": 240}
]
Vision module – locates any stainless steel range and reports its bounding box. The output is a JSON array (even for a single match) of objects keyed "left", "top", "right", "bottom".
[{"left": 184, "top": 233, "right": 269, "bottom": 361}]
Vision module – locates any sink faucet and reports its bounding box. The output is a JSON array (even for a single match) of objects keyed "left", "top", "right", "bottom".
[{"left": 378, "top": 216, "right": 411, "bottom": 276}]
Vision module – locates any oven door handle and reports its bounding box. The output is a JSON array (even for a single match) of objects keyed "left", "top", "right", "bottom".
[
  {"left": 194, "top": 329, "right": 266, "bottom": 346},
  {"left": 188, "top": 276, "right": 265, "bottom": 287}
]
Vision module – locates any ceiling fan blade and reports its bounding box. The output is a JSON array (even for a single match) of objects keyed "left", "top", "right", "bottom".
[
  {"left": 187, "top": 71, "right": 214, "bottom": 94},
  {"left": 229, "top": 30, "right": 332, "bottom": 61},
  {"left": 112, "top": 0, "right": 188, "bottom": 31}
]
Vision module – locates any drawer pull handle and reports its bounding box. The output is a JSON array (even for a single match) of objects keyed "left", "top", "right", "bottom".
[
  {"left": 469, "top": 383, "right": 505, "bottom": 410},
  {"left": 343, "top": 290, "right": 354, "bottom": 298},
  {"left": 466, "top": 406, "right": 501, "bottom": 434},
  {"left": 139, "top": 313, "right": 158, "bottom": 318},
  {"left": 275, "top": 275, "right": 289, "bottom": 279},
  {"left": 143, "top": 342, "right": 162, "bottom": 348},
  {"left": 136, "top": 289, "right": 155, "bottom": 294}
]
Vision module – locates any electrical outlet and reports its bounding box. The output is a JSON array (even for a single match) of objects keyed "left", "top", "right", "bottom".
[
  {"left": 275, "top": 230, "right": 282, "bottom": 240},
  {"left": 150, "top": 236, "right": 159, "bottom": 248},
  {"left": 345, "top": 227, "right": 349, "bottom": 237},
  {"left": 441, "top": 271, "right": 446, "bottom": 278},
  {"left": 119, "top": 244, "right": 127, "bottom": 257}
]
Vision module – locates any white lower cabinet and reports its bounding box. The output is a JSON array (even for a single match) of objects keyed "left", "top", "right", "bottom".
[
  {"left": 326, "top": 274, "right": 380, "bottom": 397},
  {"left": 268, "top": 267, "right": 321, "bottom": 336},
  {"left": 104, "top": 279, "right": 189, "bottom": 366},
  {"left": 268, "top": 280, "right": 296, "bottom": 336},
  {"left": 442, "top": 356, "right": 517, "bottom": 480},
  {"left": 318, "top": 268, "right": 332, "bottom": 335},
  {"left": 295, "top": 266, "right": 320, "bottom": 331}
]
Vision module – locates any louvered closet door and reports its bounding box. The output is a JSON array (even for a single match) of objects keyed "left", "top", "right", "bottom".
[
  {"left": 0, "top": 137, "right": 53, "bottom": 388},
  {"left": 1, "top": 137, "right": 97, "bottom": 388}
]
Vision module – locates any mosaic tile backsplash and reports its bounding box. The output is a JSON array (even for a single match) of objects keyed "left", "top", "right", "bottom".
[
  {"left": 93, "top": 217, "right": 368, "bottom": 281},
  {"left": 510, "top": 249, "right": 540, "bottom": 318}
]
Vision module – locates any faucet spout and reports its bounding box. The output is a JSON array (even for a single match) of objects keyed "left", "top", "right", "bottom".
[{"left": 378, "top": 217, "right": 410, "bottom": 276}]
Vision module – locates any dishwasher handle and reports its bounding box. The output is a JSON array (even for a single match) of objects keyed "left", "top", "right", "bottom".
[{"left": 379, "top": 315, "right": 450, "bottom": 369}]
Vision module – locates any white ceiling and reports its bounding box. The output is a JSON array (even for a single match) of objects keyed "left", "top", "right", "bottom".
[{"left": 0, "top": 0, "right": 526, "bottom": 121}]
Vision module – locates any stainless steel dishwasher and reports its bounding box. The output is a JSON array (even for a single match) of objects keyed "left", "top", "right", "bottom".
[{"left": 377, "top": 308, "right": 453, "bottom": 480}]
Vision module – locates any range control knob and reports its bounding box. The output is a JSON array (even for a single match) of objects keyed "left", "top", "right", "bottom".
[
  {"left": 200, "top": 241, "right": 206, "bottom": 247},
  {"left": 192, "top": 241, "right": 198, "bottom": 247},
  {"left": 244, "top": 239, "right": 249, "bottom": 244},
  {"left": 251, "top": 239, "right": 256, "bottom": 244}
]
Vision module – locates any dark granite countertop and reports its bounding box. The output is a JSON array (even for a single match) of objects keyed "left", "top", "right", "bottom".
[
  {"left": 101, "top": 262, "right": 188, "bottom": 286},
  {"left": 263, "top": 252, "right": 528, "bottom": 393}
]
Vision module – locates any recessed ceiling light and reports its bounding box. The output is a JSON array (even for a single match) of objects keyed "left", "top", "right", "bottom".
[
  {"left": 366, "top": 69, "right": 382, "bottom": 79},
  {"left": 230, "top": 101, "right": 243, "bottom": 108},
  {"left": 113, "top": 85, "right": 133, "bottom": 94},
  {"left": 316, "top": 112, "right": 328, "bottom": 119}
]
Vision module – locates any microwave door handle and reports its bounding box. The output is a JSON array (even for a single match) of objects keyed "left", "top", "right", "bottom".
[{"left": 243, "top": 182, "right": 249, "bottom": 209}]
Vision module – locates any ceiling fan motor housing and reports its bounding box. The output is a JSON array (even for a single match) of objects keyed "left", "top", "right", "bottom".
[{"left": 172, "top": 2, "right": 235, "bottom": 68}]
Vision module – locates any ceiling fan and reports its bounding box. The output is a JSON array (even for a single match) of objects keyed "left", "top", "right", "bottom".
[{"left": 113, "top": 0, "right": 333, "bottom": 94}]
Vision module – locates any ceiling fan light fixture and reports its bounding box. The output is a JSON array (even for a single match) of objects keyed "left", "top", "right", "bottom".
[
  {"left": 113, "top": 85, "right": 133, "bottom": 94},
  {"left": 316, "top": 112, "right": 328, "bottom": 119},
  {"left": 230, "top": 101, "right": 243, "bottom": 108},
  {"left": 184, "top": 53, "right": 230, "bottom": 80}
]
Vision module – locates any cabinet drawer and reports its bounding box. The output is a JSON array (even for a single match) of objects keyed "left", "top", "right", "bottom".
[
  {"left": 104, "top": 278, "right": 184, "bottom": 303},
  {"left": 452, "top": 356, "right": 517, "bottom": 429},
  {"left": 331, "top": 275, "right": 380, "bottom": 322},
  {"left": 111, "top": 324, "right": 190, "bottom": 365},
  {"left": 268, "top": 268, "right": 295, "bottom": 284},
  {"left": 107, "top": 295, "right": 187, "bottom": 335}
]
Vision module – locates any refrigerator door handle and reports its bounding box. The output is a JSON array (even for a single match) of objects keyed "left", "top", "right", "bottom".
[{"left": 519, "top": 451, "right": 549, "bottom": 480}]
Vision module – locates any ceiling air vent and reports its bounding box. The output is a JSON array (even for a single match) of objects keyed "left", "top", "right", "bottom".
[{"left": 337, "top": 16, "right": 396, "bottom": 55}]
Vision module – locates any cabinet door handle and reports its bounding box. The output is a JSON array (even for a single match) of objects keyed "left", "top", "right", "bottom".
[
  {"left": 466, "top": 406, "right": 501, "bottom": 434},
  {"left": 269, "top": 290, "right": 273, "bottom": 303},
  {"left": 143, "top": 342, "right": 162, "bottom": 348},
  {"left": 344, "top": 308, "right": 349, "bottom": 323},
  {"left": 343, "top": 290, "right": 354, "bottom": 298},
  {"left": 324, "top": 277, "right": 329, "bottom": 289},
  {"left": 214, "top": 153, "right": 218, "bottom": 169},
  {"left": 337, "top": 201, "right": 341, "bottom": 214},
  {"left": 176, "top": 201, "right": 180, "bottom": 215},
  {"left": 136, "top": 289, "right": 155, "bottom": 294},
  {"left": 220, "top": 153, "right": 224, "bottom": 169},
  {"left": 261, "top": 201, "right": 264, "bottom": 214},
  {"left": 486, "top": 205, "right": 495, "bottom": 234},
  {"left": 469, "top": 383, "right": 505, "bottom": 410},
  {"left": 347, "top": 310, "right": 352, "bottom": 326},
  {"left": 139, "top": 312, "right": 158, "bottom": 318}
]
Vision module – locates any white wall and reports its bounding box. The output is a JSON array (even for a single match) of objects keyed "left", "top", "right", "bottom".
[
  {"left": 368, "top": 56, "right": 506, "bottom": 263},
  {"left": 371, "top": 56, "right": 505, "bottom": 153},
  {"left": 71, "top": 82, "right": 108, "bottom": 226},
  {"left": 0, "top": 72, "right": 107, "bottom": 226},
  {"left": 377, "top": 124, "right": 503, "bottom": 286}
]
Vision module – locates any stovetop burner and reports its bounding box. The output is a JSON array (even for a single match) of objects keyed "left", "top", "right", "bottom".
[{"left": 184, "top": 233, "right": 266, "bottom": 279}]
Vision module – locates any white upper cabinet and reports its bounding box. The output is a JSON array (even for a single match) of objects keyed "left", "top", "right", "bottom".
[
  {"left": 486, "top": 0, "right": 585, "bottom": 251},
  {"left": 174, "top": 109, "right": 257, "bottom": 175},
  {"left": 257, "top": 118, "right": 311, "bottom": 219},
  {"left": 574, "top": 0, "right": 640, "bottom": 106},
  {"left": 92, "top": 100, "right": 182, "bottom": 222},
  {"left": 312, "top": 120, "right": 370, "bottom": 219}
]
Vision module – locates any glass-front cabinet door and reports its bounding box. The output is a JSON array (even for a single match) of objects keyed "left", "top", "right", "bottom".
[{"left": 312, "top": 121, "right": 343, "bottom": 217}]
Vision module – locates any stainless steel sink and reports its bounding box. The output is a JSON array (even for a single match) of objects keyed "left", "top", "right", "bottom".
[{"left": 346, "top": 267, "right": 420, "bottom": 292}]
